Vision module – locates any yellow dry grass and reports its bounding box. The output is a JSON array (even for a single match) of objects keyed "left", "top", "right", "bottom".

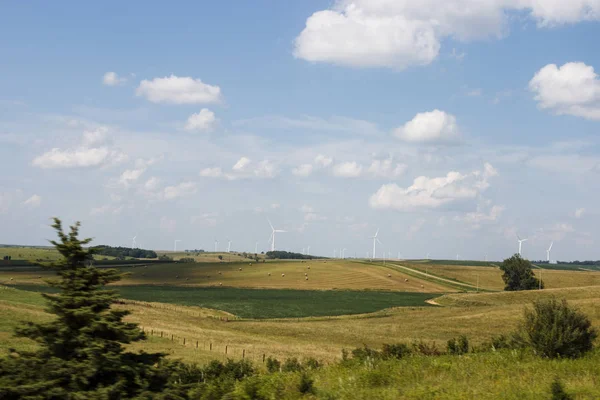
[
  {"left": 408, "top": 263, "right": 600, "bottom": 291},
  {"left": 3, "top": 285, "right": 600, "bottom": 365},
  {"left": 0, "top": 260, "right": 452, "bottom": 293}
]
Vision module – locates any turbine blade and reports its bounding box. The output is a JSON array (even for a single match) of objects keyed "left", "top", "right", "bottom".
[
  {"left": 375, "top": 228, "right": 379, "bottom": 237},
  {"left": 377, "top": 238, "right": 383, "bottom": 245},
  {"left": 267, "top": 219, "right": 274, "bottom": 231}
]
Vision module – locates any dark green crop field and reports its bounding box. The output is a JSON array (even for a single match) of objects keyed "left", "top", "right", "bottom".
[{"left": 8, "top": 284, "right": 436, "bottom": 319}]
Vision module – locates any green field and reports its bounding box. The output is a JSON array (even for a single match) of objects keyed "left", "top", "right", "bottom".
[{"left": 8, "top": 284, "right": 436, "bottom": 319}]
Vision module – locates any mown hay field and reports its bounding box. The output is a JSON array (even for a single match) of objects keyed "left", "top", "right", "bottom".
[
  {"left": 0, "top": 260, "right": 452, "bottom": 292},
  {"left": 406, "top": 263, "right": 600, "bottom": 291}
]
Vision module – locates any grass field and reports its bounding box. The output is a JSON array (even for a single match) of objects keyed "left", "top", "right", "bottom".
[
  {"left": 406, "top": 263, "right": 600, "bottom": 291},
  {"left": 8, "top": 284, "right": 437, "bottom": 319},
  {"left": 3, "top": 284, "right": 600, "bottom": 366},
  {"left": 0, "top": 260, "right": 454, "bottom": 293}
]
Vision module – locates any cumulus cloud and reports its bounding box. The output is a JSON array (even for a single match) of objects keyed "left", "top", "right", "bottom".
[
  {"left": 162, "top": 182, "right": 197, "bottom": 200},
  {"left": 185, "top": 108, "right": 217, "bottom": 132},
  {"left": 575, "top": 208, "right": 586, "bottom": 218},
  {"left": 368, "top": 159, "right": 407, "bottom": 178},
  {"left": 23, "top": 194, "right": 41, "bottom": 208},
  {"left": 136, "top": 75, "right": 222, "bottom": 104},
  {"left": 394, "top": 110, "right": 460, "bottom": 143},
  {"left": 190, "top": 212, "right": 218, "bottom": 227},
  {"left": 117, "top": 156, "right": 163, "bottom": 187},
  {"left": 529, "top": 62, "right": 600, "bottom": 120},
  {"left": 102, "top": 72, "right": 127, "bottom": 86},
  {"left": 332, "top": 161, "right": 363, "bottom": 178},
  {"left": 456, "top": 202, "right": 505, "bottom": 229},
  {"left": 144, "top": 177, "right": 160, "bottom": 191},
  {"left": 200, "top": 157, "right": 278, "bottom": 180},
  {"left": 292, "top": 164, "right": 314, "bottom": 177},
  {"left": 90, "top": 204, "right": 123, "bottom": 216},
  {"left": 369, "top": 163, "right": 497, "bottom": 211},
  {"left": 33, "top": 128, "right": 126, "bottom": 169},
  {"left": 314, "top": 154, "right": 333, "bottom": 168},
  {"left": 294, "top": 1, "right": 600, "bottom": 69}
]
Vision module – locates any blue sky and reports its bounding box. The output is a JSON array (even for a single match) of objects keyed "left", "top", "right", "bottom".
[{"left": 2, "top": 1, "right": 600, "bottom": 261}]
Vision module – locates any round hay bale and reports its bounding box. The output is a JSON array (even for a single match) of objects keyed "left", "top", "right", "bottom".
[
  {"left": 305, "top": 273, "right": 308, "bottom": 276},
  {"left": 9, "top": 278, "right": 13, "bottom": 281},
  {"left": 249, "top": 263, "right": 252, "bottom": 266},
  {"left": 218, "top": 271, "right": 222, "bottom": 275},
  {"left": 239, "top": 268, "right": 242, "bottom": 271},
  {"left": 421, "top": 285, "right": 424, "bottom": 288},
  {"left": 404, "top": 279, "right": 408, "bottom": 282},
  {"left": 176, "top": 275, "right": 179, "bottom": 279},
  {"left": 305, "top": 277, "right": 308, "bottom": 280},
  {"left": 281, "top": 273, "right": 285, "bottom": 277},
  {"left": 219, "top": 283, "right": 222, "bottom": 286},
  {"left": 268, "top": 272, "right": 271, "bottom": 276},
  {"left": 387, "top": 274, "right": 391, "bottom": 277},
  {"left": 307, "top": 266, "right": 311, "bottom": 269},
  {"left": 186, "top": 278, "right": 189, "bottom": 281}
]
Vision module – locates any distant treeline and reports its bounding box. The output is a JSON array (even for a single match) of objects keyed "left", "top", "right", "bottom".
[
  {"left": 266, "top": 251, "right": 319, "bottom": 260},
  {"left": 535, "top": 260, "right": 600, "bottom": 266},
  {"left": 91, "top": 245, "right": 157, "bottom": 259}
]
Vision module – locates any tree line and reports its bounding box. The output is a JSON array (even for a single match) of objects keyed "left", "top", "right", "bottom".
[
  {"left": 266, "top": 251, "right": 319, "bottom": 260},
  {"left": 91, "top": 245, "right": 158, "bottom": 259}
]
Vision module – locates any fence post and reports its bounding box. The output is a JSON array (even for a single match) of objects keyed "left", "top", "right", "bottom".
[
  {"left": 196, "top": 341, "right": 198, "bottom": 349},
  {"left": 225, "top": 345, "right": 228, "bottom": 355},
  {"left": 210, "top": 343, "right": 212, "bottom": 351},
  {"left": 243, "top": 349, "right": 245, "bottom": 359},
  {"left": 263, "top": 354, "right": 265, "bottom": 363},
  {"left": 151, "top": 329, "right": 153, "bottom": 336},
  {"left": 171, "top": 334, "right": 174, "bottom": 341},
  {"left": 183, "top": 338, "right": 186, "bottom": 345}
]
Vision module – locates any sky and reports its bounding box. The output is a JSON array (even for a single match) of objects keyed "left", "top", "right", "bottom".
[{"left": 1, "top": 1, "right": 600, "bottom": 261}]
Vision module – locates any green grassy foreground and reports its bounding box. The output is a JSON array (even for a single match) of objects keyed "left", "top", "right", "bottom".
[{"left": 7, "top": 284, "right": 437, "bottom": 319}]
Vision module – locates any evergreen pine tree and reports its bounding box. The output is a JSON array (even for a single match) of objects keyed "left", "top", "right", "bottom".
[{"left": 0, "top": 218, "right": 172, "bottom": 399}]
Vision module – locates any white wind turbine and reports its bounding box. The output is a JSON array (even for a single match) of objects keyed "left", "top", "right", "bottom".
[
  {"left": 371, "top": 229, "right": 382, "bottom": 260},
  {"left": 306, "top": 246, "right": 310, "bottom": 256},
  {"left": 174, "top": 240, "right": 181, "bottom": 252},
  {"left": 255, "top": 242, "right": 259, "bottom": 254},
  {"left": 227, "top": 240, "right": 232, "bottom": 253},
  {"left": 342, "top": 248, "right": 347, "bottom": 259},
  {"left": 517, "top": 235, "right": 528, "bottom": 256},
  {"left": 214, "top": 239, "right": 219, "bottom": 252},
  {"left": 546, "top": 241, "right": 554, "bottom": 262},
  {"left": 132, "top": 235, "right": 137, "bottom": 249},
  {"left": 268, "top": 219, "right": 286, "bottom": 252}
]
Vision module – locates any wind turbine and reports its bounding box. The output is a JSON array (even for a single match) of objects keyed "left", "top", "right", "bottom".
[
  {"left": 456, "top": 254, "right": 460, "bottom": 261},
  {"left": 546, "top": 241, "right": 554, "bottom": 262},
  {"left": 267, "top": 219, "right": 286, "bottom": 252},
  {"left": 132, "top": 235, "right": 137, "bottom": 249},
  {"left": 333, "top": 249, "right": 337, "bottom": 258},
  {"left": 254, "top": 242, "right": 259, "bottom": 254},
  {"left": 307, "top": 246, "right": 310, "bottom": 256},
  {"left": 517, "top": 235, "right": 528, "bottom": 256},
  {"left": 214, "top": 239, "right": 218, "bottom": 252},
  {"left": 174, "top": 240, "right": 181, "bottom": 252},
  {"left": 371, "top": 229, "right": 382, "bottom": 260},
  {"left": 342, "top": 248, "right": 347, "bottom": 259},
  {"left": 227, "top": 240, "right": 232, "bottom": 253}
]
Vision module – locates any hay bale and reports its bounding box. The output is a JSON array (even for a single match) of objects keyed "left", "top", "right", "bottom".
[
  {"left": 239, "top": 268, "right": 242, "bottom": 271},
  {"left": 387, "top": 274, "right": 391, "bottom": 277},
  {"left": 268, "top": 272, "right": 271, "bottom": 276},
  {"left": 404, "top": 279, "right": 408, "bottom": 282},
  {"left": 305, "top": 273, "right": 308, "bottom": 276},
  {"left": 281, "top": 273, "right": 285, "bottom": 277},
  {"left": 219, "top": 283, "right": 222, "bottom": 286},
  {"left": 176, "top": 275, "right": 179, "bottom": 279},
  {"left": 421, "top": 285, "right": 424, "bottom": 288},
  {"left": 307, "top": 266, "right": 310, "bottom": 269},
  {"left": 218, "top": 271, "right": 222, "bottom": 275},
  {"left": 305, "top": 277, "right": 308, "bottom": 280}
]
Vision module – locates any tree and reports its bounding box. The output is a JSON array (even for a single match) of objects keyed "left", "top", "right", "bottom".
[
  {"left": 499, "top": 254, "right": 543, "bottom": 291},
  {"left": 0, "top": 218, "right": 171, "bottom": 398},
  {"left": 515, "top": 297, "right": 597, "bottom": 359}
]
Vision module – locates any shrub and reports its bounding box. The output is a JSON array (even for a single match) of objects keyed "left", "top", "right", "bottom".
[
  {"left": 447, "top": 335, "right": 469, "bottom": 355},
  {"left": 516, "top": 297, "right": 597, "bottom": 359},
  {"left": 282, "top": 357, "right": 303, "bottom": 372},
  {"left": 381, "top": 343, "right": 411, "bottom": 359},
  {"left": 298, "top": 372, "right": 315, "bottom": 395},
  {"left": 265, "top": 357, "right": 281, "bottom": 373},
  {"left": 412, "top": 340, "right": 442, "bottom": 356},
  {"left": 303, "top": 357, "right": 322, "bottom": 370},
  {"left": 351, "top": 345, "right": 381, "bottom": 361},
  {"left": 551, "top": 377, "right": 573, "bottom": 400}
]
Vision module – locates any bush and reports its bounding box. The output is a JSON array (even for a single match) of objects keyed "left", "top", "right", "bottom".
[
  {"left": 381, "top": 343, "right": 411, "bottom": 359},
  {"left": 447, "top": 335, "right": 469, "bottom": 355},
  {"left": 265, "top": 357, "right": 281, "bottom": 373},
  {"left": 411, "top": 341, "right": 442, "bottom": 356},
  {"left": 298, "top": 372, "right": 315, "bottom": 395},
  {"left": 303, "top": 357, "right": 322, "bottom": 370},
  {"left": 551, "top": 377, "right": 573, "bottom": 400},
  {"left": 516, "top": 297, "right": 597, "bottom": 359},
  {"left": 282, "top": 357, "right": 303, "bottom": 372},
  {"left": 351, "top": 345, "right": 381, "bottom": 361}
]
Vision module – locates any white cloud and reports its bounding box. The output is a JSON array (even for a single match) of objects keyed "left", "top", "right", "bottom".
[
  {"left": 292, "top": 164, "right": 314, "bottom": 177},
  {"left": 368, "top": 159, "right": 407, "bottom": 178},
  {"left": 394, "top": 110, "right": 460, "bottom": 144},
  {"left": 332, "top": 161, "right": 363, "bottom": 178},
  {"left": 144, "top": 177, "right": 160, "bottom": 191},
  {"left": 232, "top": 157, "right": 252, "bottom": 171},
  {"left": 136, "top": 75, "right": 222, "bottom": 104},
  {"left": 102, "top": 72, "right": 127, "bottom": 86},
  {"left": 162, "top": 182, "right": 197, "bottom": 200},
  {"left": 369, "top": 163, "right": 497, "bottom": 211},
  {"left": 185, "top": 108, "right": 217, "bottom": 132},
  {"left": 90, "top": 204, "right": 123, "bottom": 216},
  {"left": 190, "top": 212, "right": 218, "bottom": 227},
  {"left": 119, "top": 168, "right": 146, "bottom": 186},
  {"left": 457, "top": 203, "right": 505, "bottom": 229},
  {"left": 23, "top": 194, "right": 41, "bottom": 208},
  {"left": 300, "top": 205, "right": 314, "bottom": 213},
  {"left": 33, "top": 129, "right": 126, "bottom": 169},
  {"left": 253, "top": 160, "right": 277, "bottom": 178},
  {"left": 304, "top": 212, "right": 327, "bottom": 222},
  {"left": 575, "top": 208, "right": 586, "bottom": 218},
  {"left": 314, "top": 154, "right": 333, "bottom": 168},
  {"left": 294, "top": 1, "right": 600, "bottom": 69},
  {"left": 529, "top": 62, "right": 600, "bottom": 120},
  {"left": 199, "top": 167, "right": 223, "bottom": 178}
]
